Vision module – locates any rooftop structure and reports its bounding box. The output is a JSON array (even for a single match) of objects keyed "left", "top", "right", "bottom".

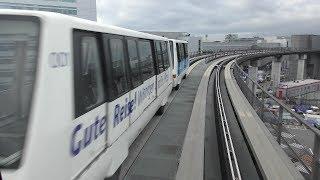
[
  {"left": 225, "top": 33, "right": 238, "bottom": 42},
  {"left": 202, "top": 35, "right": 281, "bottom": 51},
  {"left": 291, "top": 34, "right": 320, "bottom": 50},
  {"left": 0, "top": 0, "right": 96, "bottom": 21},
  {"left": 279, "top": 79, "right": 320, "bottom": 89},
  {"left": 276, "top": 79, "right": 320, "bottom": 98}
]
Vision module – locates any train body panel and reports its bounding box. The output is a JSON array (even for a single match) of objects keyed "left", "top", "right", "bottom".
[
  {"left": 169, "top": 39, "right": 189, "bottom": 88},
  {"left": 0, "top": 10, "right": 173, "bottom": 180}
]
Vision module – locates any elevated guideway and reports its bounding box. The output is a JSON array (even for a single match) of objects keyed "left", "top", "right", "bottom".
[
  {"left": 119, "top": 53, "right": 263, "bottom": 180},
  {"left": 121, "top": 55, "right": 221, "bottom": 179},
  {"left": 224, "top": 56, "right": 307, "bottom": 180},
  {"left": 214, "top": 63, "right": 260, "bottom": 180},
  {"left": 116, "top": 49, "right": 313, "bottom": 180},
  {"left": 120, "top": 53, "right": 249, "bottom": 180},
  {"left": 223, "top": 49, "right": 320, "bottom": 180}
]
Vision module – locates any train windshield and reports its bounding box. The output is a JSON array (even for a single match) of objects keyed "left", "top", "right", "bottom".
[{"left": 0, "top": 16, "right": 39, "bottom": 169}]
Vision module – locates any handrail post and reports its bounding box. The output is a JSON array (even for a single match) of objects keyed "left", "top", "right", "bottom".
[
  {"left": 260, "top": 92, "right": 265, "bottom": 120},
  {"left": 251, "top": 81, "right": 255, "bottom": 105},
  {"left": 277, "top": 106, "right": 283, "bottom": 144},
  {"left": 312, "top": 135, "right": 320, "bottom": 180}
]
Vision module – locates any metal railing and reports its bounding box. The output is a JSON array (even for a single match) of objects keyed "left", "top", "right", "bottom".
[
  {"left": 189, "top": 47, "right": 293, "bottom": 59},
  {"left": 189, "top": 51, "right": 210, "bottom": 58},
  {"left": 189, "top": 49, "right": 271, "bottom": 65},
  {"left": 215, "top": 65, "right": 242, "bottom": 180},
  {"left": 233, "top": 62, "right": 320, "bottom": 179}
]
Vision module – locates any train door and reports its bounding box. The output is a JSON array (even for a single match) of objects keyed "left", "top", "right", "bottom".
[
  {"left": 129, "top": 39, "right": 156, "bottom": 122},
  {"left": 155, "top": 41, "right": 164, "bottom": 95},
  {"left": 155, "top": 41, "right": 170, "bottom": 96},
  {"left": 102, "top": 34, "right": 131, "bottom": 145},
  {"left": 169, "top": 41, "right": 175, "bottom": 70},
  {"left": 184, "top": 43, "right": 189, "bottom": 68},
  {"left": 72, "top": 30, "right": 108, "bottom": 171},
  {"left": 170, "top": 41, "right": 178, "bottom": 78},
  {"left": 125, "top": 38, "right": 144, "bottom": 124},
  {"left": 176, "top": 43, "right": 181, "bottom": 75},
  {"left": 181, "top": 43, "right": 186, "bottom": 72},
  {"left": 161, "top": 41, "right": 171, "bottom": 90}
]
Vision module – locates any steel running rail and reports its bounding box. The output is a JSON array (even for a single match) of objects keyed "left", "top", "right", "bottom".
[{"left": 215, "top": 65, "right": 242, "bottom": 180}]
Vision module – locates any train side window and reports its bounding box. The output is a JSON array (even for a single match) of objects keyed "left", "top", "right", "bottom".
[
  {"left": 155, "top": 41, "right": 164, "bottom": 73},
  {"left": 169, "top": 41, "right": 174, "bottom": 66},
  {"left": 185, "top": 44, "right": 189, "bottom": 58},
  {"left": 183, "top": 44, "right": 186, "bottom": 59},
  {"left": 176, "top": 43, "right": 181, "bottom": 62},
  {"left": 127, "top": 39, "right": 142, "bottom": 88},
  {"left": 161, "top": 41, "right": 170, "bottom": 69},
  {"left": 138, "top": 40, "right": 155, "bottom": 81},
  {"left": 109, "top": 38, "right": 129, "bottom": 98},
  {"left": 180, "top": 44, "right": 184, "bottom": 60},
  {"left": 73, "top": 32, "right": 105, "bottom": 117}
]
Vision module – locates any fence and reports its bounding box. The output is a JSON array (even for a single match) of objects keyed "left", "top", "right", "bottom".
[{"left": 233, "top": 63, "right": 320, "bottom": 180}]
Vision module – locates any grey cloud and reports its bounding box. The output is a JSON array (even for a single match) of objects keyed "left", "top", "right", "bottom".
[{"left": 97, "top": 0, "right": 320, "bottom": 35}]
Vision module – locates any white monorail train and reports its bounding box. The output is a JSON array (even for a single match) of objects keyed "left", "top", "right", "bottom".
[
  {"left": 0, "top": 10, "right": 189, "bottom": 180},
  {"left": 169, "top": 39, "right": 189, "bottom": 90}
]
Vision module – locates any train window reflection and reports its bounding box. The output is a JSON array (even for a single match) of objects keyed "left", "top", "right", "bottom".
[{"left": 0, "top": 16, "right": 39, "bottom": 169}]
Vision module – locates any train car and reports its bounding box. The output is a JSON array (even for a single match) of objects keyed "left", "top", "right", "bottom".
[
  {"left": 168, "top": 39, "right": 188, "bottom": 90},
  {"left": 0, "top": 10, "right": 173, "bottom": 180}
]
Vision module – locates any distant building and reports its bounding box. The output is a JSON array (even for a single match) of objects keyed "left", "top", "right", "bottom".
[
  {"left": 288, "top": 35, "right": 320, "bottom": 80},
  {"left": 202, "top": 35, "right": 288, "bottom": 51},
  {"left": 234, "top": 36, "right": 264, "bottom": 42},
  {"left": 256, "top": 42, "right": 281, "bottom": 48},
  {"left": 202, "top": 36, "right": 267, "bottom": 51},
  {"left": 0, "top": 0, "right": 97, "bottom": 21},
  {"left": 201, "top": 41, "right": 255, "bottom": 51},
  {"left": 276, "top": 79, "right": 320, "bottom": 99},
  {"left": 187, "top": 36, "right": 202, "bottom": 53},
  {"left": 143, "top": 31, "right": 201, "bottom": 54},
  {"left": 205, "top": 34, "right": 208, "bottom": 41},
  {"left": 291, "top": 35, "right": 320, "bottom": 50},
  {"left": 225, "top": 34, "right": 238, "bottom": 42},
  {"left": 263, "top": 36, "right": 291, "bottom": 47}
]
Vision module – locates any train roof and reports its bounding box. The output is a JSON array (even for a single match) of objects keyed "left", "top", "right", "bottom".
[
  {"left": 169, "top": 39, "right": 188, "bottom": 43},
  {"left": 0, "top": 9, "right": 168, "bottom": 41}
]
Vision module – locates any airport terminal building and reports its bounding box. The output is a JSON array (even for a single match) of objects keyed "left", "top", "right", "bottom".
[{"left": 0, "top": 0, "right": 97, "bottom": 21}]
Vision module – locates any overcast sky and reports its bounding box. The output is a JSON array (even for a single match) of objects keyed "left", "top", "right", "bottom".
[{"left": 96, "top": 0, "right": 320, "bottom": 38}]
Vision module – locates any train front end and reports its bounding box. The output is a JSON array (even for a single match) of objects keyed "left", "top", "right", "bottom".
[{"left": 0, "top": 13, "right": 40, "bottom": 180}]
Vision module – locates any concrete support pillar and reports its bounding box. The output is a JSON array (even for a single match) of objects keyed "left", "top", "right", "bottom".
[
  {"left": 257, "top": 59, "right": 262, "bottom": 67},
  {"left": 311, "top": 53, "right": 320, "bottom": 79},
  {"left": 250, "top": 60, "right": 257, "bottom": 67},
  {"left": 248, "top": 64, "right": 258, "bottom": 94},
  {"left": 242, "top": 61, "right": 250, "bottom": 67},
  {"left": 271, "top": 56, "right": 282, "bottom": 88},
  {"left": 297, "top": 54, "right": 307, "bottom": 80}
]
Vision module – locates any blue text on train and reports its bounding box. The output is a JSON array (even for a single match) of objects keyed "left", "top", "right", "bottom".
[
  {"left": 71, "top": 115, "right": 107, "bottom": 156},
  {"left": 113, "top": 83, "right": 154, "bottom": 127}
]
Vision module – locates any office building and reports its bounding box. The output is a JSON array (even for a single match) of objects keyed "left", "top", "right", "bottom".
[{"left": 0, "top": 0, "right": 96, "bottom": 21}]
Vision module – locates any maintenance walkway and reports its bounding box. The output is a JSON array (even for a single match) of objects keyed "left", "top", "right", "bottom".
[{"left": 122, "top": 57, "right": 217, "bottom": 179}]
